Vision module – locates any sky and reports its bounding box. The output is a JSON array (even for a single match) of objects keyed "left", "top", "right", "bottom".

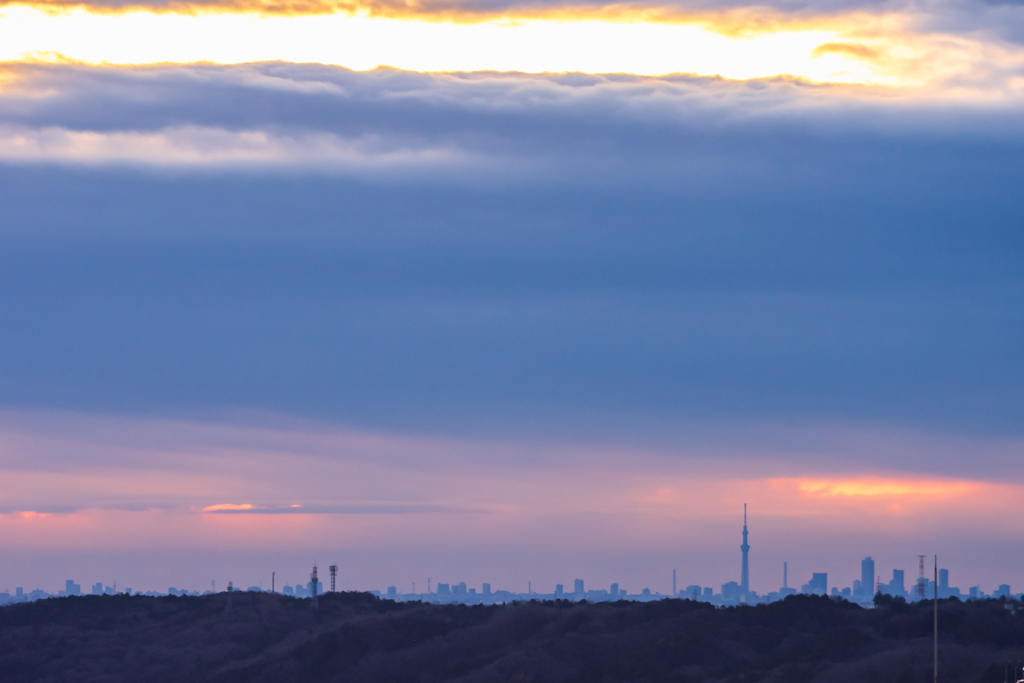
[{"left": 0, "top": 0, "right": 1023, "bottom": 598}]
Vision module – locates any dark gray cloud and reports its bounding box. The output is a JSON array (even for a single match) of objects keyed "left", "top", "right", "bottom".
[{"left": 0, "top": 63, "right": 1021, "bottom": 446}]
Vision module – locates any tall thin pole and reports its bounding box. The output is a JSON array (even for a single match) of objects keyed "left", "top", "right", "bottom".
[{"left": 933, "top": 555, "right": 938, "bottom": 683}]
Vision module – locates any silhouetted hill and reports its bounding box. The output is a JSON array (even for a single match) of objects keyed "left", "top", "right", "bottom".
[{"left": 1, "top": 592, "right": 1023, "bottom": 683}]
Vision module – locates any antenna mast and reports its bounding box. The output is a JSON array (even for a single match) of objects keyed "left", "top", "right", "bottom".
[
  {"left": 329, "top": 565, "right": 338, "bottom": 593},
  {"left": 918, "top": 555, "right": 927, "bottom": 599}
]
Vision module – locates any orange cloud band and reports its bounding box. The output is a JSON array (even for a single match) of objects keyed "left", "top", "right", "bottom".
[
  {"left": 0, "top": 0, "right": 903, "bottom": 27},
  {"left": 0, "top": 3, "right": 1018, "bottom": 93}
]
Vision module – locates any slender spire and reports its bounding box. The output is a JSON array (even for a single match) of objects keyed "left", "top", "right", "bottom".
[{"left": 741, "top": 504, "right": 750, "bottom": 596}]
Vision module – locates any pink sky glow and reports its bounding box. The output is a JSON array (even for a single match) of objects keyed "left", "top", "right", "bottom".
[{"left": 0, "top": 410, "right": 1022, "bottom": 596}]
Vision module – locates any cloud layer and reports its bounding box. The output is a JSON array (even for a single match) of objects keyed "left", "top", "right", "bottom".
[
  {"left": 0, "top": 63, "right": 1020, "bottom": 438},
  {"left": 2, "top": 0, "right": 1024, "bottom": 89},
  {"left": 0, "top": 62, "right": 1021, "bottom": 594}
]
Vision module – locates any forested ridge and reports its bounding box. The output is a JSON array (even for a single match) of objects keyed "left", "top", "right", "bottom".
[{"left": 1, "top": 591, "right": 1023, "bottom": 683}]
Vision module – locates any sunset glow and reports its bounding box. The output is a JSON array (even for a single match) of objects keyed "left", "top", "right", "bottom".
[
  {"left": 0, "top": 3, "right": 985, "bottom": 86},
  {"left": 794, "top": 478, "right": 981, "bottom": 498},
  {"left": 202, "top": 503, "right": 255, "bottom": 511}
]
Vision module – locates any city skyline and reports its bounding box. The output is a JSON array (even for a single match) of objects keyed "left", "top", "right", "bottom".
[
  {"left": 2, "top": 507, "right": 1017, "bottom": 602},
  {"left": 4, "top": 558, "right": 1014, "bottom": 606}
]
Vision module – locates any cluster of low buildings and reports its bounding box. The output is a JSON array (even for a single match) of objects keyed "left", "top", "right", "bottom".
[
  {"left": 0, "top": 572, "right": 1019, "bottom": 608},
  {"left": 2, "top": 514, "right": 1021, "bottom": 607}
]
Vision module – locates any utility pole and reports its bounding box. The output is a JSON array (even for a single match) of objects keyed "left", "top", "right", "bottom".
[{"left": 933, "top": 555, "right": 938, "bottom": 683}]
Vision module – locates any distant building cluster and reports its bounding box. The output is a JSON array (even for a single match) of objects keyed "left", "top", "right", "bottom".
[{"left": 1, "top": 509, "right": 1020, "bottom": 607}]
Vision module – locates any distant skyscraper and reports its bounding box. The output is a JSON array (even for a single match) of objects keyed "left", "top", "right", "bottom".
[
  {"left": 882, "top": 569, "right": 907, "bottom": 598},
  {"left": 574, "top": 579, "right": 584, "bottom": 595},
  {"left": 808, "top": 573, "right": 827, "bottom": 595},
  {"left": 610, "top": 583, "right": 619, "bottom": 599},
  {"left": 740, "top": 504, "right": 750, "bottom": 595},
  {"left": 892, "top": 569, "right": 905, "bottom": 595},
  {"left": 939, "top": 569, "right": 948, "bottom": 590},
  {"left": 861, "top": 557, "right": 875, "bottom": 600}
]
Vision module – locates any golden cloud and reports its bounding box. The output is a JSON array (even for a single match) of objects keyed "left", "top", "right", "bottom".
[
  {"left": 793, "top": 478, "right": 981, "bottom": 498},
  {"left": 202, "top": 503, "right": 254, "bottom": 511}
]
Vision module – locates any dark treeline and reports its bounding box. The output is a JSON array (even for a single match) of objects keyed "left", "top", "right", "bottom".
[{"left": 1, "top": 591, "right": 1023, "bottom": 683}]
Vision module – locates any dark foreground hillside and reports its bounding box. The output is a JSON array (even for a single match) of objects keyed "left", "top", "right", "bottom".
[{"left": 1, "top": 592, "right": 1023, "bottom": 683}]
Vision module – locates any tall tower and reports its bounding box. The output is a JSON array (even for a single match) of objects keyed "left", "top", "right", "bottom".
[
  {"left": 310, "top": 564, "right": 319, "bottom": 610},
  {"left": 740, "top": 503, "right": 750, "bottom": 596},
  {"left": 861, "top": 557, "right": 874, "bottom": 601},
  {"left": 329, "top": 565, "right": 338, "bottom": 593}
]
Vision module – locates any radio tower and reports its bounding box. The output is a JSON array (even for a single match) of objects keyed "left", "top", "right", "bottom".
[
  {"left": 329, "top": 565, "right": 338, "bottom": 593},
  {"left": 740, "top": 504, "right": 750, "bottom": 597},
  {"left": 311, "top": 564, "right": 319, "bottom": 610},
  {"left": 918, "top": 555, "right": 927, "bottom": 599}
]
